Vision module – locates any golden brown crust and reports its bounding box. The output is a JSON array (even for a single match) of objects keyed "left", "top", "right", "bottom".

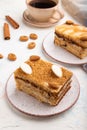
[
  {"left": 14, "top": 59, "right": 72, "bottom": 93},
  {"left": 55, "top": 23, "right": 87, "bottom": 48}
]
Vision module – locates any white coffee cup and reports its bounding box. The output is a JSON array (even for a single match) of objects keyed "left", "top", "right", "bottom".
[{"left": 26, "top": 0, "right": 63, "bottom": 22}]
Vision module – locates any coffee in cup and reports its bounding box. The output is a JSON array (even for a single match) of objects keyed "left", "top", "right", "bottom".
[{"left": 29, "top": 0, "right": 56, "bottom": 8}]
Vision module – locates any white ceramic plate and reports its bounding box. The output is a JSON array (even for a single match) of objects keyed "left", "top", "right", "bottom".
[
  {"left": 42, "top": 31, "right": 87, "bottom": 65},
  {"left": 5, "top": 74, "right": 80, "bottom": 117}
]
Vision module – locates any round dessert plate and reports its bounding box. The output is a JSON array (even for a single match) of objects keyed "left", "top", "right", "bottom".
[
  {"left": 5, "top": 74, "right": 80, "bottom": 117},
  {"left": 23, "top": 9, "right": 63, "bottom": 28},
  {"left": 42, "top": 31, "right": 87, "bottom": 65}
]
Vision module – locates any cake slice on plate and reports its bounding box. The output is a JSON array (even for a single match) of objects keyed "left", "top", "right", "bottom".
[
  {"left": 14, "top": 55, "right": 73, "bottom": 106},
  {"left": 54, "top": 20, "right": 87, "bottom": 59}
]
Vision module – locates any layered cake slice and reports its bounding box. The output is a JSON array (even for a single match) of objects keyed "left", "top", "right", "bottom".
[
  {"left": 54, "top": 20, "right": 87, "bottom": 59},
  {"left": 14, "top": 55, "right": 73, "bottom": 106}
]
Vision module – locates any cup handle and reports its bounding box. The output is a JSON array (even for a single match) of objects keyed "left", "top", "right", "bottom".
[
  {"left": 53, "top": 9, "right": 64, "bottom": 20},
  {"left": 49, "top": 9, "right": 64, "bottom": 23}
]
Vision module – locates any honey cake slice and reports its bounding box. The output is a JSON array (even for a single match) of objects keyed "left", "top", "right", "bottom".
[
  {"left": 14, "top": 55, "right": 73, "bottom": 106},
  {"left": 54, "top": 20, "right": 87, "bottom": 59}
]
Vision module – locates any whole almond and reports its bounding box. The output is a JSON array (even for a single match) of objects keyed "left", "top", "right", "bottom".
[
  {"left": 8, "top": 53, "right": 17, "bottom": 61},
  {"left": 27, "top": 42, "right": 36, "bottom": 49},
  {"left": 52, "top": 65, "right": 62, "bottom": 78},
  {"left": 29, "top": 33, "right": 38, "bottom": 40},
  {"left": 19, "top": 36, "right": 28, "bottom": 42},
  {"left": 20, "top": 63, "right": 32, "bottom": 74},
  {"left": 65, "top": 20, "right": 74, "bottom": 25},
  {"left": 30, "top": 55, "right": 40, "bottom": 61}
]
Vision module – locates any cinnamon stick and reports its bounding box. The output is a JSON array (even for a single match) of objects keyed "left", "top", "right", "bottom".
[
  {"left": 0, "top": 54, "right": 3, "bottom": 59},
  {"left": 5, "top": 15, "right": 19, "bottom": 29},
  {"left": 4, "top": 23, "right": 10, "bottom": 40}
]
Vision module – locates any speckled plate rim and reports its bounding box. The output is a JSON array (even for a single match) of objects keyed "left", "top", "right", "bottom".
[
  {"left": 42, "top": 31, "right": 87, "bottom": 65},
  {"left": 22, "top": 9, "right": 62, "bottom": 28},
  {"left": 5, "top": 73, "right": 80, "bottom": 117}
]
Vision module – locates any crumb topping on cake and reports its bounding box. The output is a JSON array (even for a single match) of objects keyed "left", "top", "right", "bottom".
[{"left": 14, "top": 58, "right": 72, "bottom": 93}]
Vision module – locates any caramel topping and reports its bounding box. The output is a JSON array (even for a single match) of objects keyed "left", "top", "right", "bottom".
[{"left": 55, "top": 24, "right": 87, "bottom": 41}]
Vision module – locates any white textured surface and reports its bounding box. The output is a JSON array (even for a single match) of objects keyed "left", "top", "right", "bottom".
[{"left": 0, "top": 0, "right": 87, "bottom": 130}]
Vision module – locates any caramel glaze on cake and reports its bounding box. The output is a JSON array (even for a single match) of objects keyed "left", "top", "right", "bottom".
[{"left": 14, "top": 56, "right": 73, "bottom": 106}]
